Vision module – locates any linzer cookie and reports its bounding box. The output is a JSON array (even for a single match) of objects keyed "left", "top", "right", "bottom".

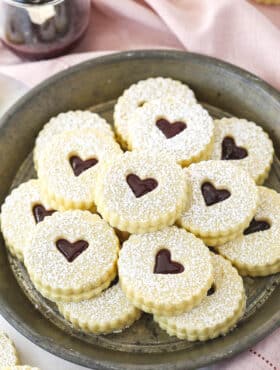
[
  {"left": 154, "top": 254, "right": 245, "bottom": 341},
  {"left": 94, "top": 151, "right": 190, "bottom": 234},
  {"left": 37, "top": 128, "right": 122, "bottom": 211},
  {"left": 217, "top": 187, "right": 280, "bottom": 276},
  {"left": 34, "top": 110, "right": 114, "bottom": 169},
  {"left": 0, "top": 332, "right": 19, "bottom": 367},
  {"left": 118, "top": 226, "right": 213, "bottom": 316},
  {"left": 114, "top": 77, "right": 196, "bottom": 147},
  {"left": 24, "top": 211, "right": 119, "bottom": 302},
  {"left": 127, "top": 97, "right": 214, "bottom": 166},
  {"left": 0, "top": 179, "right": 56, "bottom": 261},
  {"left": 178, "top": 161, "right": 259, "bottom": 246},
  {"left": 58, "top": 280, "right": 141, "bottom": 334},
  {"left": 209, "top": 118, "right": 273, "bottom": 184}
]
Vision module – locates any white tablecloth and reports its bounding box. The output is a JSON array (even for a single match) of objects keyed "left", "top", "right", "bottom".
[{"left": 0, "top": 316, "right": 87, "bottom": 369}]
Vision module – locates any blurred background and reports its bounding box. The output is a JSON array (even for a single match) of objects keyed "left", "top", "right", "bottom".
[{"left": 0, "top": 0, "right": 279, "bottom": 88}]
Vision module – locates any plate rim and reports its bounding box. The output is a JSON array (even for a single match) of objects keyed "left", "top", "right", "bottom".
[{"left": 0, "top": 49, "right": 279, "bottom": 370}]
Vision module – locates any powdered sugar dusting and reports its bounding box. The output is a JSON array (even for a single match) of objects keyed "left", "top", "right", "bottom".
[
  {"left": 118, "top": 226, "right": 212, "bottom": 305},
  {"left": 128, "top": 97, "right": 214, "bottom": 165},
  {"left": 24, "top": 211, "right": 119, "bottom": 291},
  {"left": 210, "top": 118, "right": 273, "bottom": 183},
  {"left": 217, "top": 186, "right": 280, "bottom": 268},
  {"left": 114, "top": 77, "right": 196, "bottom": 143},
  {"left": 0, "top": 179, "right": 53, "bottom": 259},
  {"left": 180, "top": 160, "right": 259, "bottom": 234},
  {"left": 34, "top": 110, "right": 114, "bottom": 166},
  {"left": 58, "top": 283, "right": 139, "bottom": 326},
  {"left": 95, "top": 151, "right": 188, "bottom": 223},
  {"left": 38, "top": 128, "right": 122, "bottom": 208},
  {"left": 155, "top": 254, "right": 244, "bottom": 330},
  {"left": 0, "top": 332, "right": 18, "bottom": 366}
]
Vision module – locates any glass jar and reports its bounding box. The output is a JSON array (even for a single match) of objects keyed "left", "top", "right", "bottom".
[{"left": 0, "top": 0, "right": 91, "bottom": 60}]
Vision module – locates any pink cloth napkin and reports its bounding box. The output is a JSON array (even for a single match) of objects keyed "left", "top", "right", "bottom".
[
  {"left": 1, "top": 0, "right": 280, "bottom": 90},
  {"left": 0, "top": 1, "right": 279, "bottom": 369}
]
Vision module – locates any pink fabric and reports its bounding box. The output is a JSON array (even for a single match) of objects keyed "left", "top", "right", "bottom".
[
  {"left": 0, "top": 1, "right": 279, "bottom": 369},
  {"left": 1, "top": 0, "right": 280, "bottom": 90}
]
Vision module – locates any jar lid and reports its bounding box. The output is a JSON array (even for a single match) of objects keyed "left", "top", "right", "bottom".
[
  {"left": 14, "top": 0, "right": 52, "bottom": 3},
  {"left": 3, "top": 0, "right": 63, "bottom": 6}
]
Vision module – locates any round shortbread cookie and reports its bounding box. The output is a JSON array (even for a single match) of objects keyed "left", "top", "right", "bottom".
[
  {"left": 1, "top": 179, "right": 56, "bottom": 261},
  {"left": 127, "top": 97, "right": 214, "bottom": 166},
  {"left": 24, "top": 211, "right": 119, "bottom": 302},
  {"left": 217, "top": 186, "right": 280, "bottom": 276},
  {"left": 34, "top": 110, "right": 114, "bottom": 169},
  {"left": 114, "top": 77, "right": 196, "bottom": 147},
  {"left": 0, "top": 332, "right": 19, "bottom": 367},
  {"left": 178, "top": 161, "right": 259, "bottom": 246},
  {"left": 58, "top": 280, "right": 141, "bottom": 334},
  {"left": 37, "top": 128, "right": 122, "bottom": 211},
  {"left": 94, "top": 151, "right": 190, "bottom": 234},
  {"left": 118, "top": 226, "right": 213, "bottom": 316},
  {"left": 209, "top": 118, "right": 274, "bottom": 184},
  {"left": 154, "top": 254, "right": 245, "bottom": 341}
]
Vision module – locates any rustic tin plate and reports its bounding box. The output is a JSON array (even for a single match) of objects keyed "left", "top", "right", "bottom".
[{"left": 0, "top": 50, "right": 279, "bottom": 370}]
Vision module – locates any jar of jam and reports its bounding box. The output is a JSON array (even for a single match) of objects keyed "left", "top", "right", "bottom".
[{"left": 0, "top": 0, "right": 91, "bottom": 60}]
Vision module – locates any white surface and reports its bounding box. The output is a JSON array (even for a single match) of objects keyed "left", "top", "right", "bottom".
[
  {"left": 0, "top": 316, "right": 87, "bottom": 369},
  {"left": 0, "top": 73, "right": 27, "bottom": 116},
  {"left": 0, "top": 75, "right": 87, "bottom": 369}
]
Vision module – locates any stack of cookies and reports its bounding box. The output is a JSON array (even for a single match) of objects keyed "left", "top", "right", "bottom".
[{"left": 1, "top": 77, "right": 278, "bottom": 342}]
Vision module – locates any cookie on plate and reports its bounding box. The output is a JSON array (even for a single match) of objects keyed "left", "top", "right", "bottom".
[
  {"left": 118, "top": 226, "right": 213, "bottom": 316},
  {"left": 94, "top": 151, "right": 190, "bottom": 234},
  {"left": 217, "top": 186, "right": 280, "bottom": 276},
  {"left": 1, "top": 179, "right": 56, "bottom": 261},
  {"left": 178, "top": 160, "right": 259, "bottom": 246},
  {"left": 154, "top": 254, "right": 246, "bottom": 341},
  {"left": 37, "top": 128, "right": 122, "bottom": 211},
  {"left": 34, "top": 110, "right": 114, "bottom": 169},
  {"left": 127, "top": 97, "right": 214, "bottom": 166},
  {"left": 24, "top": 211, "right": 119, "bottom": 302},
  {"left": 114, "top": 77, "right": 196, "bottom": 147},
  {"left": 0, "top": 332, "right": 19, "bottom": 367},
  {"left": 58, "top": 278, "right": 141, "bottom": 334},
  {"left": 209, "top": 118, "right": 274, "bottom": 184}
]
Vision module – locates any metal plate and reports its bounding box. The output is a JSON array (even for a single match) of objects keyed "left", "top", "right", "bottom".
[{"left": 0, "top": 50, "right": 279, "bottom": 369}]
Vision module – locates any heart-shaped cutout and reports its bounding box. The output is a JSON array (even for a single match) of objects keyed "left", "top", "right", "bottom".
[
  {"left": 69, "top": 155, "right": 98, "bottom": 176},
  {"left": 156, "top": 118, "right": 186, "bottom": 139},
  {"left": 243, "top": 218, "right": 270, "bottom": 235},
  {"left": 32, "top": 204, "right": 56, "bottom": 224},
  {"left": 222, "top": 137, "right": 248, "bottom": 160},
  {"left": 126, "top": 174, "right": 158, "bottom": 198},
  {"left": 154, "top": 249, "right": 184, "bottom": 274},
  {"left": 201, "top": 182, "right": 231, "bottom": 206},
  {"left": 56, "top": 239, "right": 89, "bottom": 262}
]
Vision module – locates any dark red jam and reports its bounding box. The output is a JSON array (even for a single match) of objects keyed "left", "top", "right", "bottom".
[{"left": 1, "top": 0, "right": 90, "bottom": 60}]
